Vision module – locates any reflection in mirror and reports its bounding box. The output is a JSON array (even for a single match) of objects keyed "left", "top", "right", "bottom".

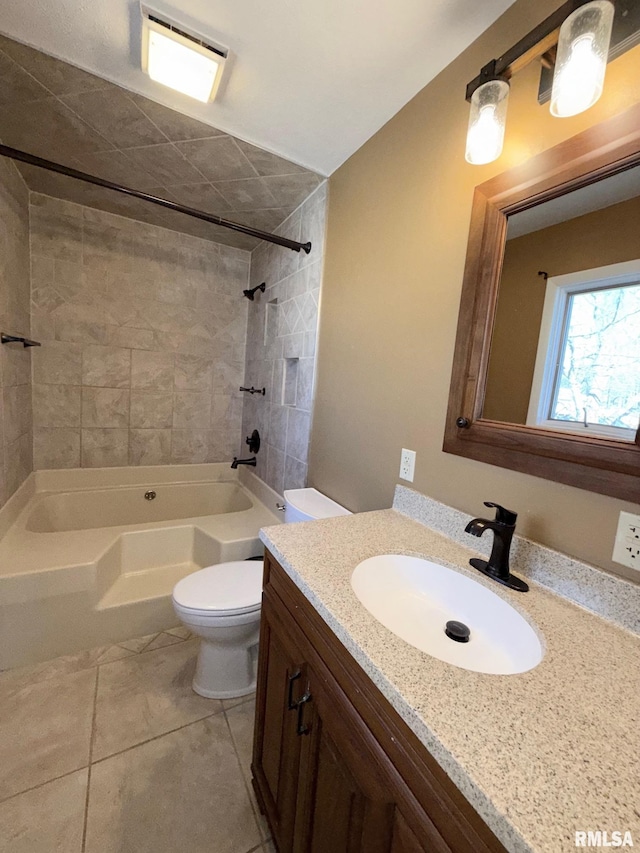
[{"left": 483, "top": 163, "right": 640, "bottom": 442}]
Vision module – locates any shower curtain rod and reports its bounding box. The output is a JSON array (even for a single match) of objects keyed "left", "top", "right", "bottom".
[{"left": 0, "top": 144, "right": 312, "bottom": 255}]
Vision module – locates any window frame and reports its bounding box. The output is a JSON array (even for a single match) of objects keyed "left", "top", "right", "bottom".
[{"left": 526, "top": 259, "right": 640, "bottom": 442}]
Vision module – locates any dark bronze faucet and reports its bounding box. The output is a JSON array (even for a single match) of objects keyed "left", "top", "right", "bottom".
[
  {"left": 231, "top": 457, "right": 257, "bottom": 468},
  {"left": 464, "top": 502, "right": 528, "bottom": 592}
]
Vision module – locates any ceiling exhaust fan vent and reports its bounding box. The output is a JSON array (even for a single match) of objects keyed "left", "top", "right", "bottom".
[
  {"left": 140, "top": 4, "right": 230, "bottom": 102},
  {"left": 144, "top": 11, "right": 228, "bottom": 59}
]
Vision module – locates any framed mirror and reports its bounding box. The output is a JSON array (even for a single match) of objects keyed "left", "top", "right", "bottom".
[{"left": 444, "top": 102, "right": 640, "bottom": 502}]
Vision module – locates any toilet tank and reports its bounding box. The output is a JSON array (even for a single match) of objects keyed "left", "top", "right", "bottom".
[{"left": 283, "top": 488, "right": 351, "bottom": 523}]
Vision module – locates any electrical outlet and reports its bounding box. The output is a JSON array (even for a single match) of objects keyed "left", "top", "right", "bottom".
[
  {"left": 399, "top": 448, "right": 416, "bottom": 482},
  {"left": 612, "top": 511, "right": 640, "bottom": 571}
]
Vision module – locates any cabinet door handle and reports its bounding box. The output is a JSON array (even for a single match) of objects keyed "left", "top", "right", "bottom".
[
  {"left": 296, "top": 690, "right": 312, "bottom": 735},
  {"left": 287, "top": 669, "right": 302, "bottom": 710}
]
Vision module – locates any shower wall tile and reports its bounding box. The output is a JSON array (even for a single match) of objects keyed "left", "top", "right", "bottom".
[
  {"left": 81, "top": 429, "right": 129, "bottom": 468},
  {"left": 240, "top": 183, "right": 327, "bottom": 496},
  {"left": 170, "top": 430, "right": 210, "bottom": 465},
  {"left": 0, "top": 157, "right": 32, "bottom": 509},
  {"left": 82, "top": 346, "right": 131, "bottom": 389},
  {"left": 32, "top": 341, "right": 82, "bottom": 385},
  {"left": 129, "top": 429, "right": 171, "bottom": 466},
  {"left": 129, "top": 392, "right": 173, "bottom": 429},
  {"left": 81, "top": 388, "right": 130, "bottom": 429},
  {"left": 174, "top": 354, "right": 214, "bottom": 392},
  {"left": 30, "top": 195, "right": 250, "bottom": 470},
  {"left": 33, "top": 384, "right": 81, "bottom": 428},
  {"left": 33, "top": 428, "right": 80, "bottom": 470},
  {"left": 172, "top": 392, "right": 211, "bottom": 430}
]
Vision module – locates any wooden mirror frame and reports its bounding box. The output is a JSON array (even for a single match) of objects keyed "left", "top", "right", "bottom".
[{"left": 444, "top": 102, "right": 640, "bottom": 502}]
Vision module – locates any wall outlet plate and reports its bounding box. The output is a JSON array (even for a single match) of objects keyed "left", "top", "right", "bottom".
[
  {"left": 399, "top": 448, "right": 416, "bottom": 482},
  {"left": 612, "top": 511, "right": 640, "bottom": 571}
]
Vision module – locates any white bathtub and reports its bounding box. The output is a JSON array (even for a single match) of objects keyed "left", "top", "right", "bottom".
[
  {"left": 0, "top": 464, "right": 281, "bottom": 670},
  {"left": 26, "top": 481, "right": 253, "bottom": 532}
]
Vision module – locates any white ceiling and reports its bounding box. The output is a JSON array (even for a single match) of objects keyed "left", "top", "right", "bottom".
[
  {"left": 0, "top": 0, "right": 516, "bottom": 176},
  {"left": 507, "top": 164, "right": 640, "bottom": 238}
]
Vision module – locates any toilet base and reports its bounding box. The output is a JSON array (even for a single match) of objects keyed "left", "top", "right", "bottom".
[
  {"left": 191, "top": 632, "right": 259, "bottom": 699},
  {"left": 192, "top": 678, "right": 257, "bottom": 700}
]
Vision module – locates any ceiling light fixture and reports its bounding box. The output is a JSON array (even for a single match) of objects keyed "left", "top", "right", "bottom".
[
  {"left": 141, "top": 5, "right": 228, "bottom": 103},
  {"left": 464, "top": 0, "right": 626, "bottom": 165}
]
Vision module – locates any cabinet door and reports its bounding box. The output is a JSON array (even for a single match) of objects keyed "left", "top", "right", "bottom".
[
  {"left": 292, "top": 680, "right": 393, "bottom": 853},
  {"left": 252, "top": 593, "right": 308, "bottom": 853},
  {"left": 292, "top": 659, "right": 448, "bottom": 853}
]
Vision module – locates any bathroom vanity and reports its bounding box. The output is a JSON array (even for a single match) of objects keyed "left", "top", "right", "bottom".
[
  {"left": 252, "top": 549, "right": 506, "bottom": 852},
  {"left": 251, "top": 493, "right": 640, "bottom": 853}
]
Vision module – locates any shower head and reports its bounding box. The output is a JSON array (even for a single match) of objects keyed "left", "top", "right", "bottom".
[{"left": 243, "top": 282, "right": 266, "bottom": 301}]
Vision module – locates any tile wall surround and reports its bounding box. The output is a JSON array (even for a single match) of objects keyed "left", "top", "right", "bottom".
[
  {"left": 0, "top": 157, "right": 32, "bottom": 510},
  {"left": 393, "top": 485, "right": 640, "bottom": 633},
  {"left": 241, "top": 183, "right": 327, "bottom": 496},
  {"left": 30, "top": 194, "right": 250, "bottom": 470}
]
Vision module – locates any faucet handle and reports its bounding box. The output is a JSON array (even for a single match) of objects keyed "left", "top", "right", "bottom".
[{"left": 483, "top": 501, "right": 517, "bottom": 526}]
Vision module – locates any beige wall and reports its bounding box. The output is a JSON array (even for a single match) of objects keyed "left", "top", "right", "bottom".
[
  {"left": 485, "top": 194, "right": 640, "bottom": 423},
  {"left": 310, "top": 0, "right": 640, "bottom": 582},
  {"left": 30, "top": 195, "right": 248, "bottom": 469},
  {"left": 0, "top": 158, "right": 32, "bottom": 508}
]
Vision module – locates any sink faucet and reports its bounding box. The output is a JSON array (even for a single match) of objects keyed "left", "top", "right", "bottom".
[
  {"left": 231, "top": 456, "right": 257, "bottom": 469},
  {"left": 464, "top": 502, "right": 529, "bottom": 592}
]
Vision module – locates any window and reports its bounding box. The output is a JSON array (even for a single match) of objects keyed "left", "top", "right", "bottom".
[{"left": 527, "top": 260, "right": 640, "bottom": 441}]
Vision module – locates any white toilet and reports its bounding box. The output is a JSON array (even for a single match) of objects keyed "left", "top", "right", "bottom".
[{"left": 172, "top": 488, "right": 351, "bottom": 698}]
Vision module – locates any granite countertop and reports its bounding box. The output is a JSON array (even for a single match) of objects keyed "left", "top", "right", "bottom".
[{"left": 259, "top": 508, "right": 640, "bottom": 853}]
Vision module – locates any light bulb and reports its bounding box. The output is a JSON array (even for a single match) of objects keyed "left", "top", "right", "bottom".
[
  {"left": 465, "top": 79, "right": 509, "bottom": 165},
  {"left": 551, "top": 0, "right": 614, "bottom": 118}
]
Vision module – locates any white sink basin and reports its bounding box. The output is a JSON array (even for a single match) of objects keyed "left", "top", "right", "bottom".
[{"left": 351, "top": 554, "right": 543, "bottom": 675}]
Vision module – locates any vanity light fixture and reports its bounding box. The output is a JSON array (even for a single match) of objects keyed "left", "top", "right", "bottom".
[
  {"left": 465, "top": 75, "right": 510, "bottom": 165},
  {"left": 141, "top": 5, "right": 228, "bottom": 103},
  {"left": 465, "top": 0, "right": 618, "bottom": 165},
  {"left": 551, "top": 1, "right": 615, "bottom": 116}
]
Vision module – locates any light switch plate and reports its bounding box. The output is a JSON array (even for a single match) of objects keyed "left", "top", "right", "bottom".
[
  {"left": 399, "top": 448, "right": 416, "bottom": 482},
  {"left": 612, "top": 511, "right": 640, "bottom": 571}
]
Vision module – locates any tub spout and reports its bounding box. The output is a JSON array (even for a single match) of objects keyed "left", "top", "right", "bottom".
[{"left": 231, "top": 456, "right": 257, "bottom": 469}]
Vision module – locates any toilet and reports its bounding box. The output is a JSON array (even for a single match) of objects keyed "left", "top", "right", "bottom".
[{"left": 172, "top": 488, "right": 351, "bottom": 698}]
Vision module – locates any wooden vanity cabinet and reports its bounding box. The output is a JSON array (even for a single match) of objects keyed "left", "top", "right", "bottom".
[{"left": 251, "top": 551, "right": 507, "bottom": 853}]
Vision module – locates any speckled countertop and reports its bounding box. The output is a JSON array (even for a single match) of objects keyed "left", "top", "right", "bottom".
[{"left": 259, "top": 509, "right": 640, "bottom": 853}]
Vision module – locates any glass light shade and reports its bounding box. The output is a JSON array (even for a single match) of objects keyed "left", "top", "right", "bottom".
[
  {"left": 550, "top": 0, "right": 614, "bottom": 118},
  {"left": 146, "top": 27, "right": 221, "bottom": 103},
  {"left": 465, "top": 79, "right": 509, "bottom": 165}
]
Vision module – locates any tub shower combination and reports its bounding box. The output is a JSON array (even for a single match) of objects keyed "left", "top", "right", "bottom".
[{"left": 0, "top": 464, "right": 280, "bottom": 670}]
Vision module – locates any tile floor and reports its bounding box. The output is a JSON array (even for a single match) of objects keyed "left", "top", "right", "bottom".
[{"left": 0, "top": 628, "right": 274, "bottom": 853}]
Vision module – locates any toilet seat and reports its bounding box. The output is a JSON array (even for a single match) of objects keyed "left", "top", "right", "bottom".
[{"left": 172, "top": 560, "right": 263, "bottom": 617}]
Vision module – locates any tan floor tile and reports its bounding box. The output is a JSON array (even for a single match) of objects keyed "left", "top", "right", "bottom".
[
  {"left": 143, "top": 632, "right": 183, "bottom": 651},
  {"left": 225, "top": 702, "right": 270, "bottom": 842},
  {"left": 92, "top": 639, "right": 221, "bottom": 760},
  {"left": 95, "top": 645, "right": 135, "bottom": 665},
  {"left": 221, "top": 692, "right": 255, "bottom": 712},
  {"left": 117, "top": 633, "right": 158, "bottom": 653},
  {"left": 0, "top": 769, "right": 87, "bottom": 853},
  {"left": 85, "top": 715, "right": 262, "bottom": 853},
  {"left": 0, "top": 668, "right": 95, "bottom": 801},
  {"left": 165, "top": 626, "right": 191, "bottom": 640},
  {"left": 225, "top": 700, "right": 255, "bottom": 775},
  {"left": 0, "top": 644, "right": 110, "bottom": 690}
]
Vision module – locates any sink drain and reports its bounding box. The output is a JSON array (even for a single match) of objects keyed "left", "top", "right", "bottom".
[{"left": 445, "top": 620, "right": 470, "bottom": 643}]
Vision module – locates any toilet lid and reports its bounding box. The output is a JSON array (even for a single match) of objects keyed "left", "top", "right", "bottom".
[{"left": 172, "top": 561, "right": 263, "bottom": 616}]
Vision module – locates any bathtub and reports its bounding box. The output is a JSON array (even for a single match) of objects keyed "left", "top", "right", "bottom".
[{"left": 0, "top": 464, "right": 281, "bottom": 670}]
